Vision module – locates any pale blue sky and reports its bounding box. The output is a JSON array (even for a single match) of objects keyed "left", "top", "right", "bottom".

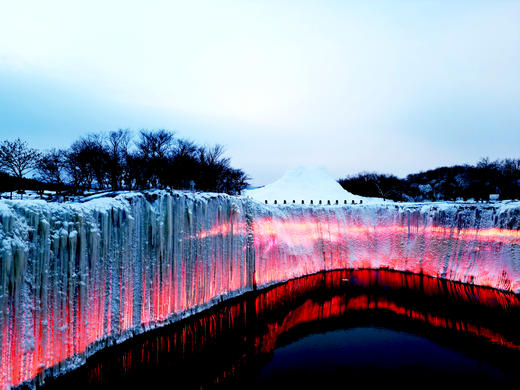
[{"left": 0, "top": 0, "right": 519, "bottom": 185}]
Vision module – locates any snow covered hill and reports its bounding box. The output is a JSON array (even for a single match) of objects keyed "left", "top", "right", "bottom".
[{"left": 245, "top": 166, "right": 384, "bottom": 204}]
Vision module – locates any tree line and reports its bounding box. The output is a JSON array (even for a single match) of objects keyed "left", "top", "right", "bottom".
[
  {"left": 0, "top": 129, "right": 249, "bottom": 198},
  {"left": 339, "top": 158, "right": 520, "bottom": 202}
]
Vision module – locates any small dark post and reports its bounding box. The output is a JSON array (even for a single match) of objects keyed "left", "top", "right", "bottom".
[
  {"left": 302, "top": 200, "right": 305, "bottom": 204},
  {"left": 319, "top": 200, "right": 322, "bottom": 205},
  {"left": 335, "top": 200, "right": 339, "bottom": 205},
  {"left": 293, "top": 200, "right": 296, "bottom": 204},
  {"left": 310, "top": 200, "right": 314, "bottom": 204},
  {"left": 265, "top": 200, "right": 268, "bottom": 204},
  {"left": 274, "top": 200, "right": 277, "bottom": 205},
  {"left": 344, "top": 200, "right": 347, "bottom": 204},
  {"left": 327, "top": 200, "right": 331, "bottom": 205},
  {"left": 352, "top": 200, "right": 356, "bottom": 204},
  {"left": 283, "top": 200, "right": 287, "bottom": 204},
  {"left": 360, "top": 199, "right": 363, "bottom": 204}
]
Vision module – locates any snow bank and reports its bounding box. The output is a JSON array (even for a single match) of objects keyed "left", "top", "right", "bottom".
[{"left": 245, "top": 166, "right": 384, "bottom": 204}]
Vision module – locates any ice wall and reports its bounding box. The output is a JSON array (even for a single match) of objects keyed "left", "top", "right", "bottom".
[
  {"left": 252, "top": 202, "right": 520, "bottom": 291},
  {"left": 1, "top": 192, "right": 519, "bottom": 388},
  {"left": 0, "top": 192, "right": 251, "bottom": 388}
]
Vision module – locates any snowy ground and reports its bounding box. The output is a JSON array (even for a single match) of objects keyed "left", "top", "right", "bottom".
[
  {"left": 0, "top": 190, "right": 97, "bottom": 202},
  {"left": 0, "top": 190, "right": 55, "bottom": 201}
]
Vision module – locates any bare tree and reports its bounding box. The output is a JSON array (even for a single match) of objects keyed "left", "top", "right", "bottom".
[
  {"left": 135, "top": 130, "right": 175, "bottom": 188},
  {"left": 107, "top": 129, "right": 131, "bottom": 190},
  {"left": 175, "top": 138, "right": 198, "bottom": 158},
  {"left": 0, "top": 138, "right": 41, "bottom": 179},
  {"left": 37, "top": 149, "right": 66, "bottom": 189},
  {"left": 64, "top": 135, "right": 110, "bottom": 193},
  {"left": 0, "top": 138, "right": 41, "bottom": 197},
  {"left": 205, "top": 144, "right": 229, "bottom": 166},
  {"left": 136, "top": 129, "right": 175, "bottom": 159}
]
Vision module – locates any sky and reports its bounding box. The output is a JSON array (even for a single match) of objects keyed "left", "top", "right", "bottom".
[{"left": 0, "top": 0, "right": 519, "bottom": 185}]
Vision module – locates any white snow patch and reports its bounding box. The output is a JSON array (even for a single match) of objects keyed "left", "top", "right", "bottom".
[{"left": 245, "top": 166, "right": 385, "bottom": 205}]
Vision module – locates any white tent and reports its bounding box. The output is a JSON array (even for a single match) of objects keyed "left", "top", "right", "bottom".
[{"left": 245, "top": 166, "right": 382, "bottom": 204}]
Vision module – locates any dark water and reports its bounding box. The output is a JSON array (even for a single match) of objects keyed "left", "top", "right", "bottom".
[
  {"left": 256, "top": 327, "right": 513, "bottom": 387},
  {"left": 39, "top": 270, "right": 520, "bottom": 389}
]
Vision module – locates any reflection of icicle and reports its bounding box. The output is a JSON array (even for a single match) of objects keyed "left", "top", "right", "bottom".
[
  {"left": 0, "top": 194, "right": 519, "bottom": 388},
  {"left": 82, "top": 270, "right": 520, "bottom": 388}
]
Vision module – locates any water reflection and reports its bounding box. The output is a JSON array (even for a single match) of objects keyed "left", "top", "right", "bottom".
[
  {"left": 257, "top": 327, "right": 516, "bottom": 387},
  {"left": 42, "top": 270, "right": 520, "bottom": 389}
]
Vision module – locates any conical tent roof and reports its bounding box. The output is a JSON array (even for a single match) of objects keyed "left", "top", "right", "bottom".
[{"left": 246, "top": 166, "right": 377, "bottom": 204}]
